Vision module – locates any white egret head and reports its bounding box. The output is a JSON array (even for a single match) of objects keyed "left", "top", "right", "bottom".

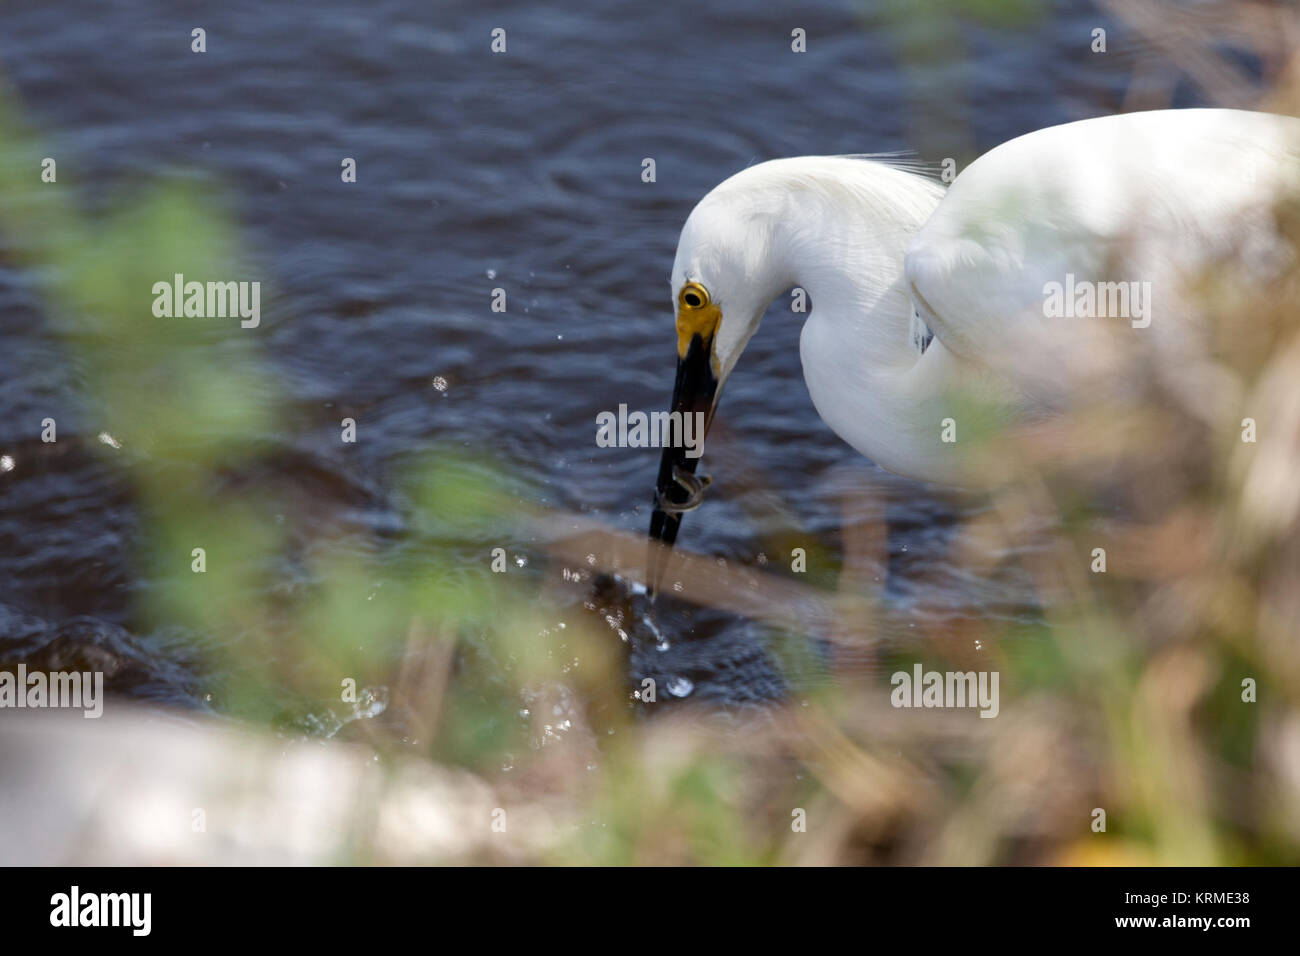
[
  {"left": 668, "top": 177, "right": 794, "bottom": 383},
  {"left": 645, "top": 156, "right": 943, "bottom": 593}
]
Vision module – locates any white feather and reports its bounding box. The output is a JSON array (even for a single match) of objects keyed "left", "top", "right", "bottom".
[{"left": 670, "top": 109, "right": 1300, "bottom": 483}]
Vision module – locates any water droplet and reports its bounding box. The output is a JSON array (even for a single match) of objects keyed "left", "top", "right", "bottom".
[
  {"left": 666, "top": 676, "right": 694, "bottom": 698},
  {"left": 354, "top": 686, "right": 388, "bottom": 720}
]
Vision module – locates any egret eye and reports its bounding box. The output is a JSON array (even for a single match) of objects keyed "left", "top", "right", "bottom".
[{"left": 679, "top": 282, "right": 710, "bottom": 310}]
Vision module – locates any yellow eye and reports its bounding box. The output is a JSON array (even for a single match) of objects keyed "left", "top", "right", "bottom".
[{"left": 679, "top": 282, "right": 710, "bottom": 310}]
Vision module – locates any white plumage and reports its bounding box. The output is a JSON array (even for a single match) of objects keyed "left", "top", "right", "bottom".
[{"left": 669, "top": 109, "right": 1300, "bottom": 484}]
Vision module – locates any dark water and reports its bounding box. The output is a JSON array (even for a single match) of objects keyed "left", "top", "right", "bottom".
[{"left": 0, "top": 1, "right": 1168, "bottom": 711}]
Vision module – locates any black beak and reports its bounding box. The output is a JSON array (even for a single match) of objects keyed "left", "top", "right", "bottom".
[{"left": 647, "top": 332, "right": 719, "bottom": 597}]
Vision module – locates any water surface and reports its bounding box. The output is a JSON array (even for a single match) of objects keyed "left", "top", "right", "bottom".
[{"left": 0, "top": 1, "right": 1154, "bottom": 710}]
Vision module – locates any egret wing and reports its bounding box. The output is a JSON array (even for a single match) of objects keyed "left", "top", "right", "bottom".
[{"left": 904, "top": 109, "right": 1300, "bottom": 401}]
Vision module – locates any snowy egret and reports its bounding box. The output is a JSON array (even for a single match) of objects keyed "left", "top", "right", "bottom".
[{"left": 647, "top": 108, "right": 1300, "bottom": 591}]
